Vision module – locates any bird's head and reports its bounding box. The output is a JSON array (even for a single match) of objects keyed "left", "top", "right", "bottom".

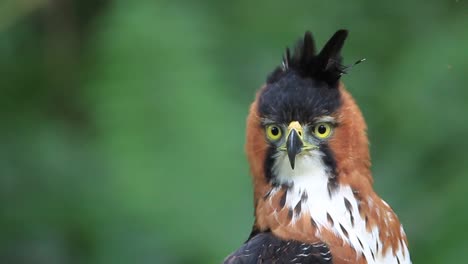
[{"left": 246, "top": 30, "right": 371, "bottom": 200}]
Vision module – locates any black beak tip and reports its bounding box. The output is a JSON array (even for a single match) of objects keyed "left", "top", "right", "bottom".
[
  {"left": 287, "top": 150, "right": 296, "bottom": 170},
  {"left": 287, "top": 129, "right": 302, "bottom": 171}
]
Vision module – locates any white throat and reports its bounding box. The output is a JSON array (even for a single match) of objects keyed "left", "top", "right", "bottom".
[{"left": 273, "top": 150, "right": 331, "bottom": 197}]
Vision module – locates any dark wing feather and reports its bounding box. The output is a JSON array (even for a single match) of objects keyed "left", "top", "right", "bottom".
[{"left": 223, "top": 232, "right": 332, "bottom": 264}]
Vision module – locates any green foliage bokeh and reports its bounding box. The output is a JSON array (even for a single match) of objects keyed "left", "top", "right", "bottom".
[{"left": 1, "top": 0, "right": 467, "bottom": 263}]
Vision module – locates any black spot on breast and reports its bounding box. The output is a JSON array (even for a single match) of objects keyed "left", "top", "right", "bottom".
[
  {"left": 397, "top": 256, "right": 401, "bottom": 264},
  {"left": 279, "top": 191, "right": 287, "bottom": 208},
  {"left": 288, "top": 209, "right": 294, "bottom": 220},
  {"left": 357, "top": 237, "right": 364, "bottom": 249},
  {"left": 371, "top": 249, "right": 375, "bottom": 260},
  {"left": 344, "top": 197, "right": 352, "bottom": 212},
  {"left": 326, "top": 213, "right": 334, "bottom": 226},
  {"left": 339, "top": 224, "right": 349, "bottom": 239},
  {"left": 294, "top": 202, "right": 302, "bottom": 217},
  {"left": 311, "top": 217, "right": 318, "bottom": 228},
  {"left": 344, "top": 197, "right": 354, "bottom": 226},
  {"left": 301, "top": 192, "right": 308, "bottom": 203}
]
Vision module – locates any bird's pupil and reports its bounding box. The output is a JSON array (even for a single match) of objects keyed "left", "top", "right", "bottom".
[
  {"left": 271, "top": 127, "right": 279, "bottom": 136},
  {"left": 318, "top": 125, "right": 327, "bottom": 134}
]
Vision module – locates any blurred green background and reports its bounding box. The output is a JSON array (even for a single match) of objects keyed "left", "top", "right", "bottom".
[{"left": 1, "top": 0, "right": 467, "bottom": 263}]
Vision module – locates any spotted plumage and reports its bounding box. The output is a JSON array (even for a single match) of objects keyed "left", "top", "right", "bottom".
[{"left": 224, "top": 30, "right": 411, "bottom": 264}]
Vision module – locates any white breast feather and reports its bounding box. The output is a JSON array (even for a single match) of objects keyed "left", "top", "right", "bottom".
[{"left": 272, "top": 151, "right": 411, "bottom": 264}]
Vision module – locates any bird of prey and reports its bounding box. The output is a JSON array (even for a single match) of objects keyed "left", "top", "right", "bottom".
[{"left": 224, "top": 30, "right": 411, "bottom": 264}]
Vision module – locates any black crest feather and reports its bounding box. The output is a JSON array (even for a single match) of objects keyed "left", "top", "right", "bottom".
[{"left": 270, "top": 29, "right": 349, "bottom": 87}]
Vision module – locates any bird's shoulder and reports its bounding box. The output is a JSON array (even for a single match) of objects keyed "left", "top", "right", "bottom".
[{"left": 223, "top": 232, "right": 332, "bottom": 264}]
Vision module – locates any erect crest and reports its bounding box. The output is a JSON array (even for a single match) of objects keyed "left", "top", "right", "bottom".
[{"left": 274, "top": 30, "right": 350, "bottom": 87}]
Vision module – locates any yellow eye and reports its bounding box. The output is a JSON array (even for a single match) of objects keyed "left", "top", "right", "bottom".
[
  {"left": 313, "top": 123, "right": 332, "bottom": 139},
  {"left": 266, "top": 125, "right": 282, "bottom": 141}
]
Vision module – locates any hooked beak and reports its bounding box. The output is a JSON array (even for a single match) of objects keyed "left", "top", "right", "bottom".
[
  {"left": 286, "top": 121, "right": 305, "bottom": 170},
  {"left": 280, "top": 121, "right": 318, "bottom": 170},
  {"left": 278, "top": 121, "right": 319, "bottom": 170},
  {"left": 287, "top": 128, "right": 303, "bottom": 170}
]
